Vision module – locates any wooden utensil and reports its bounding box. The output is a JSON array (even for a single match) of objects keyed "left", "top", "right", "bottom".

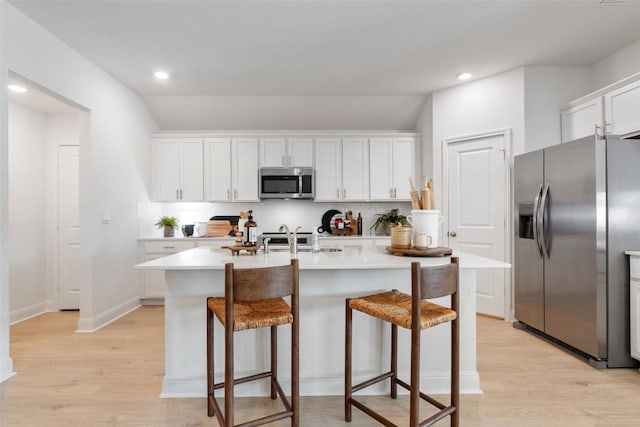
[
  {"left": 422, "top": 176, "right": 432, "bottom": 210},
  {"left": 409, "top": 177, "right": 422, "bottom": 209},
  {"left": 427, "top": 179, "right": 436, "bottom": 210}
]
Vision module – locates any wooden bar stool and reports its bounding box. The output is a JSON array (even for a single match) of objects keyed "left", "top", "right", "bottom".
[
  {"left": 207, "top": 259, "right": 299, "bottom": 427},
  {"left": 345, "top": 258, "right": 459, "bottom": 427}
]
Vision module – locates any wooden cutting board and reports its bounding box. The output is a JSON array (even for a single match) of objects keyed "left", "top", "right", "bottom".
[{"left": 385, "top": 246, "right": 452, "bottom": 257}]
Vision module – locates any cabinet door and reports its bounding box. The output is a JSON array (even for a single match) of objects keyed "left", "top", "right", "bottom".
[
  {"left": 314, "top": 138, "right": 342, "bottom": 201},
  {"left": 632, "top": 276, "right": 640, "bottom": 361},
  {"left": 287, "top": 138, "right": 314, "bottom": 167},
  {"left": 233, "top": 138, "right": 259, "bottom": 201},
  {"left": 204, "top": 138, "right": 232, "bottom": 201},
  {"left": 154, "top": 138, "right": 181, "bottom": 201},
  {"left": 342, "top": 138, "right": 369, "bottom": 201},
  {"left": 561, "top": 97, "right": 603, "bottom": 143},
  {"left": 605, "top": 79, "right": 640, "bottom": 136},
  {"left": 369, "top": 137, "right": 393, "bottom": 200},
  {"left": 259, "top": 138, "right": 287, "bottom": 167},
  {"left": 143, "top": 254, "right": 167, "bottom": 298},
  {"left": 180, "top": 138, "right": 204, "bottom": 201},
  {"left": 392, "top": 137, "right": 414, "bottom": 200}
]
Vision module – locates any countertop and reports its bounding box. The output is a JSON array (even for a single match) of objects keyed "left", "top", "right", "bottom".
[
  {"left": 138, "top": 235, "right": 390, "bottom": 242},
  {"left": 625, "top": 251, "right": 640, "bottom": 256},
  {"left": 135, "top": 245, "right": 510, "bottom": 271}
]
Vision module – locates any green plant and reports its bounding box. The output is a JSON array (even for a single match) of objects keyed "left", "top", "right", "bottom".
[
  {"left": 370, "top": 208, "right": 408, "bottom": 235},
  {"left": 155, "top": 216, "right": 179, "bottom": 229}
]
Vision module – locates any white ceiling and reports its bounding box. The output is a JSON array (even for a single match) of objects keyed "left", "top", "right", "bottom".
[{"left": 8, "top": 0, "right": 640, "bottom": 130}]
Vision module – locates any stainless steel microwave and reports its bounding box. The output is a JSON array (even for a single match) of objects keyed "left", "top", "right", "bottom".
[{"left": 259, "top": 167, "right": 314, "bottom": 199}]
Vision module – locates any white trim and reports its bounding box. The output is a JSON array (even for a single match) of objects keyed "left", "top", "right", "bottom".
[
  {"left": 75, "top": 297, "right": 140, "bottom": 333},
  {"left": 561, "top": 71, "right": 640, "bottom": 111},
  {"left": 153, "top": 130, "right": 419, "bottom": 139},
  {"left": 0, "top": 357, "right": 16, "bottom": 384},
  {"left": 441, "top": 128, "right": 513, "bottom": 321},
  {"left": 9, "top": 301, "right": 56, "bottom": 325},
  {"left": 160, "top": 371, "right": 481, "bottom": 398}
]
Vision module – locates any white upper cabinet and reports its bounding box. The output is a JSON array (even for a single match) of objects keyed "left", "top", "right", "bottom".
[
  {"left": 561, "top": 74, "right": 640, "bottom": 142},
  {"left": 561, "top": 98, "right": 603, "bottom": 143},
  {"left": 260, "top": 137, "right": 313, "bottom": 167},
  {"left": 153, "top": 138, "right": 203, "bottom": 201},
  {"left": 604, "top": 79, "right": 640, "bottom": 136},
  {"left": 204, "top": 138, "right": 259, "bottom": 202},
  {"left": 315, "top": 137, "right": 368, "bottom": 201},
  {"left": 369, "top": 137, "right": 414, "bottom": 200}
]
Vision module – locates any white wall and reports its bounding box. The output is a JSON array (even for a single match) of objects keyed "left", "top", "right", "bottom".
[
  {"left": 0, "top": 1, "right": 159, "bottom": 380},
  {"left": 524, "top": 66, "right": 591, "bottom": 152},
  {"left": 415, "top": 95, "right": 433, "bottom": 181},
  {"left": 432, "top": 68, "right": 525, "bottom": 209},
  {"left": 591, "top": 39, "right": 640, "bottom": 90},
  {"left": 8, "top": 102, "right": 49, "bottom": 320}
]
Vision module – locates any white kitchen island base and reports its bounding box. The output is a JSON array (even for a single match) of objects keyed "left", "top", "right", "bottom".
[{"left": 137, "top": 246, "right": 509, "bottom": 398}]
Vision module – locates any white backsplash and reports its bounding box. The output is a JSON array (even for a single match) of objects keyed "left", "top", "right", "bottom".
[{"left": 138, "top": 200, "right": 412, "bottom": 238}]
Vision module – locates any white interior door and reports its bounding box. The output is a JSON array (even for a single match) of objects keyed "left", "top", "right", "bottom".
[
  {"left": 58, "top": 146, "right": 80, "bottom": 310},
  {"left": 446, "top": 132, "right": 508, "bottom": 318}
]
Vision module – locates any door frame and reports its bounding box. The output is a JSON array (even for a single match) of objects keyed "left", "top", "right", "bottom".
[{"left": 441, "top": 128, "right": 513, "bottom": 321}]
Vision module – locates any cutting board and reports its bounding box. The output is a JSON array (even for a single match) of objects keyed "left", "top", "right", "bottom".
[
  {"left": 208, "top": 220, "right": 233, "bottom": 237},
  {"left": 385, "top": 246, "right": 452, "bottom": 257}
]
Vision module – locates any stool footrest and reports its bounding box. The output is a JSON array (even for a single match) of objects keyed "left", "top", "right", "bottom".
[
  {"left": 236, "top": 410, "right": 294, "bottom": 427},
  {"left": 421, "top": 405, "right": 456, "bottom": 427},
  {"left": 394, "top": 378, "right": 446, "bottom": 410},
  {"left": 352, "top": 371, "right": 394, "bottom": 393},
  {"left": 213, "top": 371, "right": 272, "bottom": 390},
  {"left": 349, "top": 398, "right": 397, "bottom": 427}
]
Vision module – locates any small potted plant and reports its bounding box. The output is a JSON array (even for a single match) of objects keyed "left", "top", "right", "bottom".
[
  {"left": 155, "top": 216, "right": 179, "bottom": 238},
  {"left": 370, "top": 208, "right": 408, "bottom": 236}
]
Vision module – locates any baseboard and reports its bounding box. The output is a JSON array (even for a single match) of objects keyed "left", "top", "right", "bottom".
[
  {"left": 159, "top": 370, "right": 482, "bottom": 398},
  {"left": 0, "top": 356, "right": 15, "bottom": 384},
  {"left": 9, "top": 301, "right": 54, "bottom": 325},
  {"left": 76, "top": 297, "right": 141, "bottom": 333}
]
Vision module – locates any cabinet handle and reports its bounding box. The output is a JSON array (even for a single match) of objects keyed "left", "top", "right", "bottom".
[
  {"left": 394, "top": 187, "right": 397, "bottom": 198},
  {"left": 176, "top": 189, "right": 179, "bottom": 200},
  {"left": 234, "top": 189, "right": 238, "bottom": 199},
  {"left": 343, "top": 188, "right": 346, "bottom": 199},
  {"left": 595, "top": 123, "right": 601, "bottom": 137},
  {"left": 180, "top": 189, "right": 183, "bottom": 200},
  {"left": 282, "top": 155, "right": 285, "bottom": 166},
  {"left": 390, "top": 188, "right": 393, "bottom": 198},
  {"left": 162, "top": 246, "right": 175, "bottom": 249},
  {"left": 605, "top": 121, "right": 612, "bottom": 134}
]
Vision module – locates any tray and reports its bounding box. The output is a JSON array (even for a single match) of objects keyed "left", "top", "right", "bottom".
[
  {"left": 222, "top": 245, "right": 258, "bottom": 256},
  {"left": 385, "top": 246, "right": 452, "bottom": 257}
]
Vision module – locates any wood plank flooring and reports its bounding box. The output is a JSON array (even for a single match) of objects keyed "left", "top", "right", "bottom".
[{"left": 1, "top": 306, "right": 639, "bottom": 426}]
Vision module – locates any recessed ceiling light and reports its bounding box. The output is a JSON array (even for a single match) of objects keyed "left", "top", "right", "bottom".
[
  {"left": 457, "top": 72, "right": 472, "bottom": 81},
  {"left": 8, "top": 84, "right": 27, "bottom": 93},
  {"left": 154, "top": 71, "right": 169, "bottom": 80}
]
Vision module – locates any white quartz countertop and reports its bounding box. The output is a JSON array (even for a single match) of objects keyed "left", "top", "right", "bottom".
[
  {"left": 135, "top": 245, "right": 510, "bottom": 271},
  {"left": 138, "top": 235, "right": 389, "bottom": 242},
  {"left": 625, "top": 251, "right": 640, "bottom": 256}
]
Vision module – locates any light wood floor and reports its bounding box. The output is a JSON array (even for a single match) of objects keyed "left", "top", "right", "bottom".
[{"left": 1, "top": 307, "right": 639, "bottom": 426}]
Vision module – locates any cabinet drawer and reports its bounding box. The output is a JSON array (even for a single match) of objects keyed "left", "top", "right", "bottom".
[
  {"left": 144, "top": 240, "right": 195, "bottom": 253},
  {"left": 630, "top": 257, "right": 640, "bottom": 280}
]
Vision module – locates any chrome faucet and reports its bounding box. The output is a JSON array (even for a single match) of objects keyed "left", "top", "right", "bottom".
[
  {"left": 262, "top": 237, "right": 271, "bottom": 253},
  {"left": 279, "top": 224, "right": 302, "bottom": 255}
]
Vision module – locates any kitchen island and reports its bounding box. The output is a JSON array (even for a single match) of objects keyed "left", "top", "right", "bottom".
[{"left": 136, "top": 245, "right": 509, "bottom": 398}]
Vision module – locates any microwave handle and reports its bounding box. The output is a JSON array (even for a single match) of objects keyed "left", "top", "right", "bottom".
[{"left": 299, "top": 174, "right": 303, "bottom": 197}]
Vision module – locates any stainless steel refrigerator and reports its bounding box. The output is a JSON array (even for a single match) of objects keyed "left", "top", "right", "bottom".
[{"left": 514, "top": 134, "right": 640, "bottom": 368}]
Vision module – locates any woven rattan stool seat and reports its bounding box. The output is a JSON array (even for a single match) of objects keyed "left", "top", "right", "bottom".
[
  {"left": 349, "top": 289, "right": 457, "bottom": 330},
  {"left": 208, "top": 297, "right": 293, "bottom": 332}
]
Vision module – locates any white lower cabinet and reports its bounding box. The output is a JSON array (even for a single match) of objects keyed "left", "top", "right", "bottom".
[
  {"left": 141, "top": 241, "right": 195, "bottom": 302},
  {"left": 629, "top": 255, "right": 640, "bottom": 362}
]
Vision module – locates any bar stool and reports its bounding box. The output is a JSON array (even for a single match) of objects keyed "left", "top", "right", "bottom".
[
  {"left": 207, "top": 259, "right": 299, "bottom": 427},
  {"left": 345, "top": 258, "right": 459, "bottom": 427}
]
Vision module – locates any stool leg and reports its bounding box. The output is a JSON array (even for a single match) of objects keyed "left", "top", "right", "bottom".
[
  {"left": 271, "top": 325, "right": 277, "bottom": 400},
  {"left": 391, "top": 323, "right": 397, "bottom": 399},
  {"left": 345, "top": 299, "right": 352, "bottom": 422},
  {"left": 292, "top": 314, "right": 299, "bottom": 426},
  {"left": 225, "top": 321, "right": 234, "bottom": 427},
  {"left": 207, "top": 305, "right": 215, "bottom": 417},
  {"left": 410, "top": 326, "right": 420, "bottom": 427},
  {"left": 452, "top": 317, "right": 459, "bottom": 427}
]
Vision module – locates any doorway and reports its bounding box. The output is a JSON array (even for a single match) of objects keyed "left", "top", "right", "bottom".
[
  {"left": 443, "top": 129, "right": 511, "bottom": 319},
  {"left": 8, "top": 75, "right": 82, "bottom": 321}
]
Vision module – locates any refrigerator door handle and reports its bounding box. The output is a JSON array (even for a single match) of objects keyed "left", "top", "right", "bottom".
[
  {"left": 539, "top": 182, "right": 550, "bottom": 259},
  {"left": 533, "top": 184, "right": 544, "bottom": 258}
]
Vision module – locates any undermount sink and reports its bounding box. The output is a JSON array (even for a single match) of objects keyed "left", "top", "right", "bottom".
[{"left": 266, "top": 246, "right": 342, "bottom": 253}]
